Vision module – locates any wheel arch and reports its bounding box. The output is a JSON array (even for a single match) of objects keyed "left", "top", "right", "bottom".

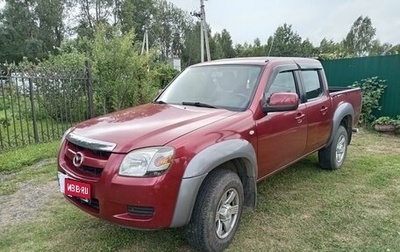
[
  {"left": 328, "top": 103, "right": 354, "bottom": 146},
  {"left": 170, "top": 139, "right": 257, "bottom": 228}
]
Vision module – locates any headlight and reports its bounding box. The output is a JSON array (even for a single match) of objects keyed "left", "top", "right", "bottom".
[{"left": 119, "top": 147, "right": 175, "bottom": 177}]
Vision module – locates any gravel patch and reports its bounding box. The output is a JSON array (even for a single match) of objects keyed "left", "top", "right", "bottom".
[
  {"left": 0, "top": 159, "right": 59, "bottom": 231},
  {"left": 0, "top": 180, "right": 59, "bottom": 230}
]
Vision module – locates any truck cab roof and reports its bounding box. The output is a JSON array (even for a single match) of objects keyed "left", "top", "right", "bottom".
[{"left": 192, "top": 57, "right": 323, "bottom": 69}]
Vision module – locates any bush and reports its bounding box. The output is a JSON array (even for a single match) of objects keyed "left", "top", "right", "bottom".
[
  {"left": 92, "top": 25, "right": 158, "bottom": 115},
  {"left": 352, "top": 77, "right": 386, "bottom": 126},
  {"left": 372, "top": 116, "right": 397, "bottom": 126},
  {"left": 153, "top": 63, "right": 179, "bottom": 89}
]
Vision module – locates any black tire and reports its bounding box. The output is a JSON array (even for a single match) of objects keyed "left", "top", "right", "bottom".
[
  {"left": 186, "top": 169, "right": 244, "bottom": 252},
  {"left": 318, "top": 125, "right": 348, "bottom": 170}
]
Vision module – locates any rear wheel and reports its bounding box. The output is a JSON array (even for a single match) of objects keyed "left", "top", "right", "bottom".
[
  {"left": 318, "top": 125, "right": 348, "bottom": 170},
  {"left": 186, "top": 169, "right": 244, "bottom": 252}
]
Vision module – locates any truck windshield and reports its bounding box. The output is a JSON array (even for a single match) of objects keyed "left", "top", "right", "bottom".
[{"left": 156, "top": 65, "right": 262, "bottom": 111}]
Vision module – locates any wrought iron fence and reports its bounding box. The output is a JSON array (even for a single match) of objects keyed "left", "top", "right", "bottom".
[{"left": 0, "top": 62, "right": 94, "bottom": 152}]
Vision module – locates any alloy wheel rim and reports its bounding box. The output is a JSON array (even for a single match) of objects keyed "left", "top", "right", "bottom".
[
  {"left": 215, "top": 188, "right": 240, "bottom": 239},
  {"left": 336, "top": 135, "right": 346, "bottom": 164}
]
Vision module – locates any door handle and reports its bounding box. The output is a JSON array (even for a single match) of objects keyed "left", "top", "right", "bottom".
[
  {"left": 295, "top": 113, "right": 305, "bottom": 123},
  {"left": 320, "top": 106, "right": 328, "bottom": 115}
]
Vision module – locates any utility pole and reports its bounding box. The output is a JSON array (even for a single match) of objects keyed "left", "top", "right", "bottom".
[
  {"left": 141, "top": 27, "right": 149, "bottom": 55},
  {"left": 191, "top": 0, "right": 211, "bottom": 62},
  {"left": 201, "top": 0, "right": 211, "bottom": 61}
]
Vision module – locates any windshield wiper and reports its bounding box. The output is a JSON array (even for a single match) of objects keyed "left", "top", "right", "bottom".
[{"left": 182, "top": 101, "right": 217, "bottom": 109}]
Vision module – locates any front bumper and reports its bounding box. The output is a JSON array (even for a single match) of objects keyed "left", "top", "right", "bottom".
[{"left": 58, "top": 142, "right": 182, "bottom": 230}]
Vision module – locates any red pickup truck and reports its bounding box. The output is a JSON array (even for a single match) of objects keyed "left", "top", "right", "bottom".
[{"left": 58, "top": 57, "right": 361, "bottom": 251}]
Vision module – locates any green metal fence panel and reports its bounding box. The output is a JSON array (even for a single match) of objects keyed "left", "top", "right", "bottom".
[{"left": 321, "top": 55, "right": 400, "bottom": 117}]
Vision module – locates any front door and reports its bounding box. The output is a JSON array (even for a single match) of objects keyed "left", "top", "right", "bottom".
[{"left": 256, "top": 70, "right": 307, "bottom": 179}]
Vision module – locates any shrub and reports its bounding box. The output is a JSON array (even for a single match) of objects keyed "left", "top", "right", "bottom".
[
  {"left": 352, "top": 76, "right": 386, "bottom": 126},
  {"left": 153, "top": 63, "right": 179, "bottom": 89},
  {"left": 92, "top": 25, "right": 158, "bottom": 115},
  {"left": 372, "top": 116, "right": 397, "bottom": 126}
]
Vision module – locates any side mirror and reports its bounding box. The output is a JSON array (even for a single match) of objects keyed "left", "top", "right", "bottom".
[{"left": 262, "top": 92, "right": 299, "bottom": 113}]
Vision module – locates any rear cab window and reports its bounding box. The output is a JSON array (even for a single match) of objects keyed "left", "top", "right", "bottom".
[{"left": 301, "top": 70, "right": 323, "bottom": 100}]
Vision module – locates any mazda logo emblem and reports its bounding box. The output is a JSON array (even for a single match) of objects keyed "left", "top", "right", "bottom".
[{"left": 72, "top": 152, "right": 84, "bottom": 167}]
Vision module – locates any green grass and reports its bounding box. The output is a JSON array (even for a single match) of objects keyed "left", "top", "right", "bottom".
[
  {"left": 0, "top": 141, "right": 59, "bottom": 172},
  {"left": 0, "top": 129, "right": 399, "bottom": 251}
]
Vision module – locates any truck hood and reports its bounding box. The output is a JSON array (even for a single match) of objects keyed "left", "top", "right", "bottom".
[{"left": 69, "top": 103, "right": 236, "bottom": 153}]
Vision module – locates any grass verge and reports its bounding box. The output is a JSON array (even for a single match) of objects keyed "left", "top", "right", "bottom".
[
  {"left": 0, "top": 141, "right": 59, "bottom": 173},
  {"left": 0, "top": 129, "right": 399, "bottom": 251}
]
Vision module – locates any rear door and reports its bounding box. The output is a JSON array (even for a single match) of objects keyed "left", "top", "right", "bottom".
[
  {"left": 256, "top": 66, "right": 307, "bottom": 179},
  {"left": 300, "top": 69, "right": 332, "bottom": 152}
]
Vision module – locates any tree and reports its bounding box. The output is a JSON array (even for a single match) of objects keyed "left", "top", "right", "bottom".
[
  {"left": 266, "top": 24, "right": 304, "bottom": 56},
  {"left": 317, "top": 38, "right": 345, "bottom": 59},
  {"left": 73, "top": 0, "right": 114, "bottom": 38},
  {"left": 119, "top": 0, "right": 155, "bottom": 40},
  {"left": 234, "top": 39, "right": 266, "bottom": 57},
  {"left": 0, "top": 25, "right": 20, "bottom": 63},
  {"left": 386, "top": 44, "right": 400, "bottom": 55},
  {"left": 35, "top": 0, "right": 65, "bottom": 52},
  {"left": 210, "top": 33, "right": 224, "bottom": 60},
  {"left": 301, "top": 39, "right": 318, "bottom": 57},
  {"left": 368, "top": 40, "right": 392, "bottom": 56},
  {"left": 319, "top": 38, "right": 341, "bottom": 53},
  {"left": 251, "top": 38, "right": 266, "bottom": 56},
  {"left": 0, "top": 0, "right": 38, "bottom": 62},
  {"left": 152, "top": 0, "right": 190, "bottom": 59},
  {"left": 0, "top": 0, "right": 66, "bottom": 62},
  {"left": 343, "top": 16, "right": 376, "bottom": 57},
  {"left": 181, "top": 22, "right": 201, "bottom": 67},
  {"left": 213, "top": 29, "right": 236, "bottom": 58}
]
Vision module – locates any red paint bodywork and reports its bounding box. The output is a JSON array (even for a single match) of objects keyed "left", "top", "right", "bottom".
[{"left": 58, "top": 57, "right": 362, "bottom": 229}]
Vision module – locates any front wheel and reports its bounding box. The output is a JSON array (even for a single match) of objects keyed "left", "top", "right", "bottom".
[
  {"left": 318, "top": 125, "right": 349, "bottom": 170},
  {"left": 186, "top": 169, "right": 244, "bottom": 252}
]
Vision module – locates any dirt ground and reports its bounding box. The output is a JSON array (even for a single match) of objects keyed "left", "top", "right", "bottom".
[{"left": 0, "top": 159, "right": 58, "bottom": 230}]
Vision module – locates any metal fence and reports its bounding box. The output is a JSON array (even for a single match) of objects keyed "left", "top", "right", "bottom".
[
  {"left": 0, "top": 62, "right": 94, "bottom": 152},
  {"left": 321, "top": 54, "right": 400, "bottom": 117}
]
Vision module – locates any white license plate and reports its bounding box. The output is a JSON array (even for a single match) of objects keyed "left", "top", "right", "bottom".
[
  {"left": 58, "top": 172, "right": 67, "bottom": 194},
  {"left": 57, "top": 172, "right": 91, "bottom": 200}
]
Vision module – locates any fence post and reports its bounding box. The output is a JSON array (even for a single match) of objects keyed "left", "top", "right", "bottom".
[
  {"left": 29, "top": 78, "right": 39, "bottom": 143},
  {"left": 85, "top": 60, "right": 95, "bottom": 118}
]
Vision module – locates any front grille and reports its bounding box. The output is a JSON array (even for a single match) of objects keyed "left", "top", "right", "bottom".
[
  {"left": 64, "top": 140, "right": 111, "bottom": 177},
  {"left": 74, "top": 164, "right": 103, "bottom": 177},
  {"left": 127, "top": 205, "right": 154, "bottom": 218}
]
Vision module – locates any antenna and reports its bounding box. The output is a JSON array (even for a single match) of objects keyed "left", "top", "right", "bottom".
[{"left": 267, "top": 36, "right": 275, "bottom": 57}]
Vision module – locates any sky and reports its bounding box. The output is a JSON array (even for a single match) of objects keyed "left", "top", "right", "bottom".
[{"left": 169, "top": 0, "right": 400, "bottom": 47}]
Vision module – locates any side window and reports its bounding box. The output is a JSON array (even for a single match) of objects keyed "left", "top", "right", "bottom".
[
  {"left": 265, "top": 71, "right": 297, "bottom": 99},
  {"left": 302, "top": 70, "right": 322, "bottom": 100}
]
